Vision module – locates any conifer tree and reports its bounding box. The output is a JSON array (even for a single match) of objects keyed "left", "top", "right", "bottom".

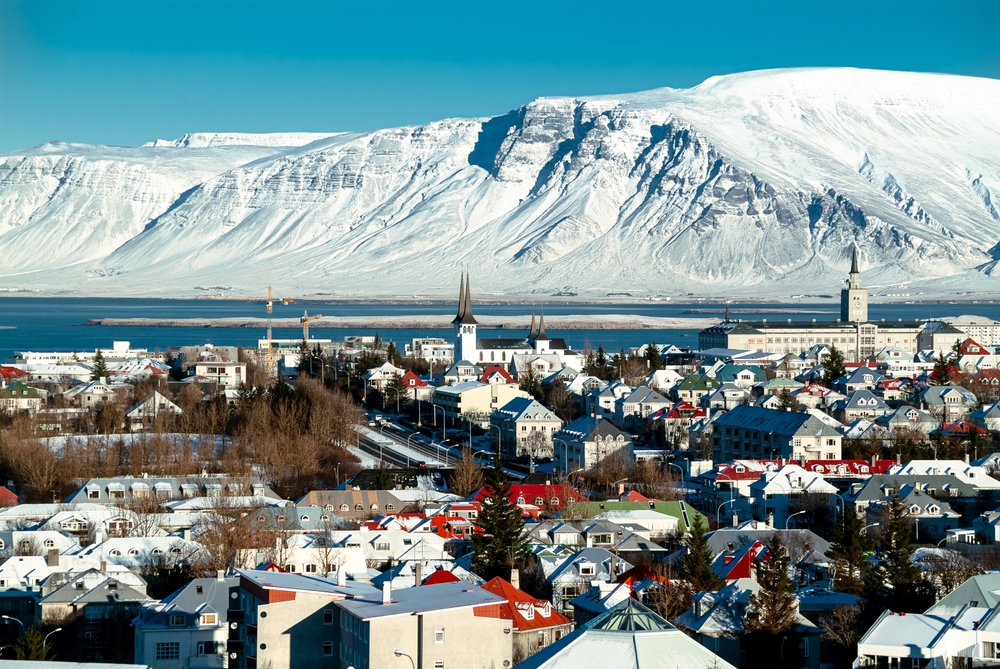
[
  {"left": 594, "top": 345, "right": 609, "bottom": 379},
  {"left": 828, "top": 505, "right": 873, "bottom": 596},
  {"left": 645, "top": 342, "right": 664, "bottom": 371},
  {"left": 864, "top": 492, "right": 935, "bottom": 611},
  {"left": 14, "top": 627, "right": 55, "bottom": 661},
  {"left": 930, "top": 353, "right": 952, "bottom": 386},
  {"left": 386, "top": 340, "right": 400, "bottom": 365},
  {"left": 822, "top": 345, "right": 846, "bottom": 385},
  {"left": 744, "top": 534, "right": 803, "bottom": 669},
  {"left": 678, "top": 515, "right": 724, "bottom": 591},
  {"left": 746, "top": 534, "right": 799, "bottom": 635},
  {"left": 297, "top": 338, "right": 312, "bottom": 373},
  {"left": 90, "top": 349, "right": 109, "bottom": 381},
  {"left": 776, "top": 388, "right": 800, "bottom": 412},
  {"left": 472, "top": 448, "right": 530, "bottom": 580}
]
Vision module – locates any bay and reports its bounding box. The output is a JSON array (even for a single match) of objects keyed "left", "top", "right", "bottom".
[{"left": 0, "top": 296, "right": 998, "bottom": 363}]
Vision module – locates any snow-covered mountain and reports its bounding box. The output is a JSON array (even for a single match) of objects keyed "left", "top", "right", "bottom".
[{"left": 2, "top": 68, "right": 1000, "bottom": 299}]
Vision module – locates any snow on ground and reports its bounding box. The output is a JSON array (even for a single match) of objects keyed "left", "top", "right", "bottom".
[{"left": 35, "top": 432, "right": 227, "bottom": 458}]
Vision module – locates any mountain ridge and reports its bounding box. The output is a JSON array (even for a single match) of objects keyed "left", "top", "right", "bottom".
[{"left": 2, "top": 67, "right": 999, "bottom": 299}]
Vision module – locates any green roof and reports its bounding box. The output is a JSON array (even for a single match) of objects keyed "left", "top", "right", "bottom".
[{"left": 571, "top": 500, "right": 705, "bottom": 532}]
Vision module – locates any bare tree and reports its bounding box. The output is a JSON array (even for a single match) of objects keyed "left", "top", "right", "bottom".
[{"left": 449, "top": 448, "right": 485, "bottom": 498}]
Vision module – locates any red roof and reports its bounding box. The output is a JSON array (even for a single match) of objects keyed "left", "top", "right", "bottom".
[
  {"left": 480, "top": 367, "right": 515, "bottom": 384},
  {"left": 0, "top": 367, "right": 29, "bottom": 380},
  {"left": 800, "top": 459, "right": 895, "bottom": 475},
  {"left": 480, "top": 577, "right": 571, "bottom": 631},
  {"left": 401, "top": 370, "right": 428, "bottom": 388},
  {"left": 620, "top": 490, "right": 659, "bottom": 503},
  {"left": 257, "top": 562, "right": 286, "bottom": 572},
  {"left": 615, "top": 565, "right": 669, "bottom": 585},
  {"left": 473, "top": 484, "right": 582, "bottom": 508},
  {"left": 421, "top": 570, "right": 461, "bottom": 586},
  {"left": 711, "top": 540, "right": 769, "bottom": 580},
  {"left": 959, "top": 338, "right": 989, "bottom": 356},
  {"left": 941, "top": 420, "right": 990, "bottom": 437},
  {"left": 0, "top": 487, "right": 17, "bottom": 507}
]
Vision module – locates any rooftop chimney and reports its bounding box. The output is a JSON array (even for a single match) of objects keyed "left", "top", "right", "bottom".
[
  {"left": 382, "top": 581, "right": 392, "bottom": 604},
  {"left": 217, "top": 569, "right": 225, "bottom": 582},
  {"left": 610, "top": 555, "right": 617, "bottom": 578},
  {"left": 337, "top": 566, "right": 347, "bottom": 587},
  {"left": 415, "top": 562, "right": 423, "bottom": 587},
  {"left": 100, "top": 560, "right": 107, "bottom": 572},
  {"left": 732, "top": 512, "right": 738, "bottom": 527},
  {"left": 510, "top": 568, "right": 519, "bottom": 590},
  {"left": 47, "top": 548, "right": 59, "bottom": 568},
  {"left": 767, "top": 512, "right": 774, "bottom": 528}
]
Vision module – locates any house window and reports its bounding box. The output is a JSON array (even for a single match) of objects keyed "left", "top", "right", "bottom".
[
  {"left": 201, "top": 613, "right": 217, "bottom": 625},
  {"left": 169, "top": 614, "right": 185, "bottom": 626},
  {"left": 341, "top": 504, "right": 349, "bottom": 512},
  {"left": 87, "top": 490, "right": 100, "bottom": 500},
  {"left": 371, "top": 504, "right": 379, "bottom": 512},
  {"left": 435, "top": 628, "right": 445, "bottom": 643},
  {"left": 156, "top": 642, "right": 180, "bottom": 660},
  {"left": 435, "top": 663, "right": 444, "bottom": 669},
  {"left": 305, "top": 564, "right": 317, "bottom": 573},
  {"left": 324, "top": 609, "right": 334, "bottom": 624},
  {"left": 376, "top": 542, "right": 391, "bottom": 551},
  {"left": 109, "top": 490, "right": 124, "bottom": 499},
  {"left": 580, "top": 565, "right": 595, "bottom": 576},
  {"left": 550, "top": 498, "right": 559, "bottom": 506},
  {"left": 196, "top": 641, "right": 217, "bottom": 656},
  {"left": 386, "top": 504, "right": 394, "bottom": 511},
  {"left": 323, "top": 641, "right": 334, "bottom": 656},
  {"left": 534, "top": 497, "right": 544, "bottom": 505},
  {"left": 355, "top": 504, "right": 364, "bottom": 511}
]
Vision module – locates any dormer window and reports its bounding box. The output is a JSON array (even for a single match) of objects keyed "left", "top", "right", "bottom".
[
  {"left": 170, "top": 614, "right": 185, "bottom": 626},
  {"left": 341, "top": 504, "right": 349, "bottom": 512},
  {"left": 201, "top": 613, "right": 217, "bottom": 625}
]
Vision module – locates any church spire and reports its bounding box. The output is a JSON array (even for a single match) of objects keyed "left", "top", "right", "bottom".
[
  {"left": 528, "top": 309, "right": 537, "bottom": 339},
  {"left": 452, "top": 272, "right": 478, "bottom": 325},
  {"left": 725, "top": 301, "right": 731, "bottom": 323},
  {"left": 536, "top": 310, "right": 548, "bottom": 340},
  {"left": 452, "top": 273, "right": 466, "bottom": 324},
  {"left": 850, "top": 245, "right": 859, "bottom": 275}
]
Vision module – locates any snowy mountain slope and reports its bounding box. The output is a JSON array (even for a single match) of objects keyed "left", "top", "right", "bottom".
[{"left": 2, "top": 68, "right": 999, "bottom": 298}]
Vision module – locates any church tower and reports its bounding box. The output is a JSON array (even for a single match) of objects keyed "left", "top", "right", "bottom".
[
  {"left": 840, "top": 246, "right": 868, "bottom": 322},
  {"left": 452, "top": 273, "right": 479, "bottom": 362}
]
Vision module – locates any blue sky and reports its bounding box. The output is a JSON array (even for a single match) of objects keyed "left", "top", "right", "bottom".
[{"left": 2, "top": 0, "right": 998, "bottom": 152}]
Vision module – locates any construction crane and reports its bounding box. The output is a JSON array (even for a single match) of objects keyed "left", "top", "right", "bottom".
[
  {"left": 247, "top": 286, "right": 293, "bottom": 378},
  {"left": 300, "top": 310, "right": 323, "bottom": 341}
]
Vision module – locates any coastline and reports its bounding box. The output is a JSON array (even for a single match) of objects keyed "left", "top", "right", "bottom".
[{"left": 81, "top": 315, "right": 719, "bottom": 331}]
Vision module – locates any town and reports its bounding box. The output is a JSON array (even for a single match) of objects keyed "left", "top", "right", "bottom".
[{"left": 6, "top": 252, "right": 1000, "bottom": 669}]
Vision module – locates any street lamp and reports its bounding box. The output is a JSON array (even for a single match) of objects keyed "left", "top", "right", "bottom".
[
  {"left": 0, "top": 616, "right": 23, "bottom": 633},
  {"left": 786, "top": 510, "right": 807, "bottom": 530},
  {"left": 553, "top": 438, "right": 570, "bottom": 473},
  {"left": 487, "top": 424, "right": 502, "bottom": 454},
  {"left": 405, "top": 433, "right": 419, "bottom": 468},
  {"left": 44, "top": 628, "right": 62, "bottom": 649},
  {"left": 394, "top": 649, "right": 416, "bottom": 669},
  {"left": 433, "top": 405, "right": 447, "bottom": 442},
  {"left": 862, "top": 522, "right": 880, "bottom": 534},
  {"left": 718, "top": 499, "right": 739, "bottom": 525}
]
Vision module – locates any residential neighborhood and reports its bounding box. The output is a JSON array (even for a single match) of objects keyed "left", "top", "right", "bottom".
[{"left": 8, "top": 261, "right": 1000, "bottom": 668}]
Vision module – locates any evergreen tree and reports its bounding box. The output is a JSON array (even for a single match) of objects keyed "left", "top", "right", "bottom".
[
  {"left": 90, "top": 349, "right": 109, "bottom": 381},
  {"left": 864, "top": 492, "right": 935, "bottom": 611},
  {"left": 645, "top": 342, "right": 664, "bottom": 371},
  {"left": 930, "top": 353, "right": 952, "bottom": 386},
  {"left": 386, "top": 340, "right": 400, "bottom": 365},
  {"left": 594, "top": 345, "right": 609, "bottom": 380},
  {"left": 744, "top": 534, "right": 803, "bottom": 669},
  {"left": 828, "top": 505, "right": 873, "bottom": 596},
  {"left": 471, "top": 448, "right": 531, "bottom": 580},
  {"left": 518, "top": 365, "right": 543, "bottom": 401},
  {"left": 14, "top": 627, "right": 55, "bottom": 661},
  {"left": 678, "top": 515, "right": 724, "bottom": 591},
  {"left": 371, "top": 466, "right": 395, "bottom": 490},
  {"left": 384, "top": 373, "right": 408, "bottom": 413},
  {"left": 297, "top": 338, "right": 312, "bottom": 373},
  {"left": 822, "top": 345, "right": 846, "bottom": 385},
  {"left": 776, "top": 388, "right": 799, "bottom": 412}
]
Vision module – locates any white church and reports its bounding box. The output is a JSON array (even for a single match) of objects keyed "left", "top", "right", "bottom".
[{"left": 451, "top": 274, "right": 582, "bottom": 371}]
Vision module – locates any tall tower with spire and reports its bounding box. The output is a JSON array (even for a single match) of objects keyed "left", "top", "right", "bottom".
[
  {"left": 840, "top": 246, "right": 868, "bottom": 322},
  {"left": 452, "top": 273, "right": 479, "bottom": 362}
]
